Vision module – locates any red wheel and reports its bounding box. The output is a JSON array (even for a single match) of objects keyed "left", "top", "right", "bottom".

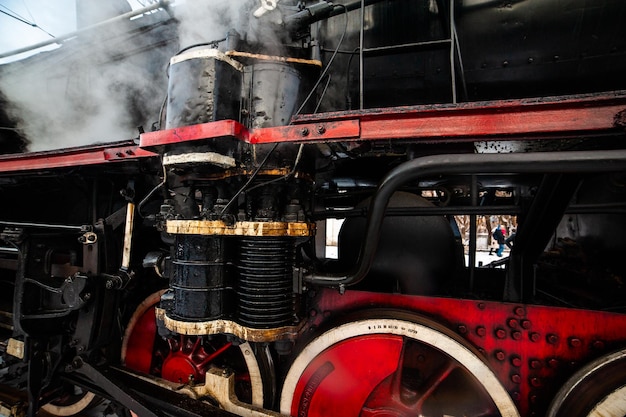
[
  {"left": 280, "top": 314, "right": 519, "bottom": 417},
  {"left": 121, "top": 291, "right": 269, "bottom": 407}
]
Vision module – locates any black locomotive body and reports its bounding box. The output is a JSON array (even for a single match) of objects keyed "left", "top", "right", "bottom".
[{"left": 1, "top": 1, "right": 626, "bottom": 416}]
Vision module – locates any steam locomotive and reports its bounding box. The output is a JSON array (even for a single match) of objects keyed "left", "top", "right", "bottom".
[{"left": 1, "top": 0, "right": 626, "bottom": 416}]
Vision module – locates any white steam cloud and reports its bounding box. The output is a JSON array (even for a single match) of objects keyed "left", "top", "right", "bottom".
[{"left": 0, "top": 0, "right": 254, "bottom": 152}]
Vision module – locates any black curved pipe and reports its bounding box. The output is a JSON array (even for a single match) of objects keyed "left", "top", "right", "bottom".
[{"left": 303, "top": 149, "right": 626, "bottom": 287}]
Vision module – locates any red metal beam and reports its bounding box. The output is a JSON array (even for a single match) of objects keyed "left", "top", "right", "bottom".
[
  {"left": 0, "top": 143, "right": 156, "bottom": 173},
  {"left": 288, "top": 91, "right": 626, "bottom": 143},
  {"left": 139, "top": 120, "right": 249, "bottom": 149},
  {"left": 1, "top": 92, "right": 624, "bottom": 174},
  {"left": 138, "top": 91, "right": 626, "bottom": 147}
]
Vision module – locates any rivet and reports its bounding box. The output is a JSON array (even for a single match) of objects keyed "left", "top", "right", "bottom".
[
  {"left": 547, "top": 334, "right": 559, "bottom": 344},
  {"left": 548, "top": 358, "right": 559, "bottom": 368},
  {"left": 301, "top": 127, "right": 309, "bottom": 136},
  {"left": 476, "top": 326, "right": 486, "bottom": 337},
  {"left": 530, "top": 332, "right": 541, "bottom": 342},
  {"left": 512, "top": 331, "right": 522, "bottom": 340},
  {"left": 478, "top": 303, "right": 486, "bottom": 310},
  {"left": 495, "top": 351, "right": 506, "bottom": 361},
  {"left": 507, "top": 318, "right": 519, "bottom": 328},
  {"left": 530, "top": 360, "right": 542, "bottom": 369},
  {"left": 530, "top": 377, "right": 542, "bottom": 388},
  {"left": 495, "top": 328, "right": 507, "bottom": 339},
  {"left": 316, "top": 125, "right": 326, "bottom": 134},
  {"left": 592, "top": 340, "right": 605, "bottom": 350},
  {"left": 511, "top": 374, "right": 521, "bottom": 384},
  {"left": 511, "top": 356, "right": 522, "bottom": 367},
  {"left": 521, "top": 320, "right": 531, "bottom": 329},
  {"left": 569, "top": 338, "right": 582, "bottom": 348},
  {"left": 511, "top": 391, "right": 521, "bottom": 401},
  {"left": 458, "top": 325, "right": 468, "bottom": 334},
  {"left": 514, "top": 307, "right": 525, "bottom": 317}
]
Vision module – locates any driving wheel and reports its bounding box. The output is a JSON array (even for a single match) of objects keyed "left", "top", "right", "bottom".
[
  {"left": 121, "top": 291, "right": 273, "bottom": 407},
  {"left": 547, "top": 348, "right": 626, "bottom": 417},
  {"left": 280, "top": 312, "right": 519, "bottom": 417}
]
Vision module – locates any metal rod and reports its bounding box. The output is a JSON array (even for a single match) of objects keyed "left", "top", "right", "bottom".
[
  {"left": 469, "top": 175, "right": 477, "bottom": 290},
  {"left": 121, "top": 202, "right": 136, "bottom": 270},
  {"left": 0, "top": 221, "right": 84, "bottom": 231},
  {"left": 450, "top": 0, "right": 457, "bottom": 103},
  {"left": 316, "top": 205, "right": 522, "bottom": 218},
  {"left": 359, "top": 0, "right": 365, "bottom": 110},
  {"left": 304, "top": 149, "right": 626, "bottom": 287},
  {"left": 362, "top": 39, "right": 452, "bottom": 56}
]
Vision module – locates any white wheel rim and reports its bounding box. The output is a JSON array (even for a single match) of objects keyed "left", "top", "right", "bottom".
[
  {"left": 280, "top": 318, "right": 520, "bottom": 417},
  {"left": 588, "top": 384, "right": 626, "bottom": 417},
  {"left": 41, "top": 391, "right": 96, "bottom": 416}
]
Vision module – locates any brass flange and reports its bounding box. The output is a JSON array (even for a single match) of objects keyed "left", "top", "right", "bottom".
[{"left": 166, "top": 220, "right": 315, "bottom": 237}]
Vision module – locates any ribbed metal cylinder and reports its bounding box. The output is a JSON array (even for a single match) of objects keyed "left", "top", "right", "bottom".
[
  {"left": 236, "top": 237, "right": 295, "bottom": 328},
  {"left": 170, "top": 235, "right": 233, "bottom": 320}
]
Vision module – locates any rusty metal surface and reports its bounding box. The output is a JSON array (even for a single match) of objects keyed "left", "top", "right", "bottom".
[
  {"left": 156, "top": 308, "right": 303, "bottom": 342},
  {"left": 165, "top": 220, "right": 315, "bottom": 237}
]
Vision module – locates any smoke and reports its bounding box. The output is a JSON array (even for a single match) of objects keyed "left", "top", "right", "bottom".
[
  {"left": 174, "top": 0, "right": 252, "bottom": 48},
  {"left": 0, "top": 0, "right": 254, "bottom": 152}
]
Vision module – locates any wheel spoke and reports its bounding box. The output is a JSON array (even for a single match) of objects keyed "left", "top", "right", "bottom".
[{"left": 412, "top": 360, "right": 458, "bottom": 409}]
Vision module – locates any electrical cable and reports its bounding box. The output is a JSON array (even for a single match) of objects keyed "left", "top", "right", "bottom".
[
  {"left": 173, "top": 39, "right": 227, "bottom": 57},
  {"left": 219, "top": 142, "right": 280, "bottom": 216},
  {"left": 0, "top": 6, "right": 55, "bottom": 38},
  {"left": 294, "top": 4, "right": 348, "bottom": 116},
  {"left": 313, "top": 74, "right": 332, "bottom": 113},
  {"left": 138, "top": 163, "right": 167, "bottom": 217}
]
